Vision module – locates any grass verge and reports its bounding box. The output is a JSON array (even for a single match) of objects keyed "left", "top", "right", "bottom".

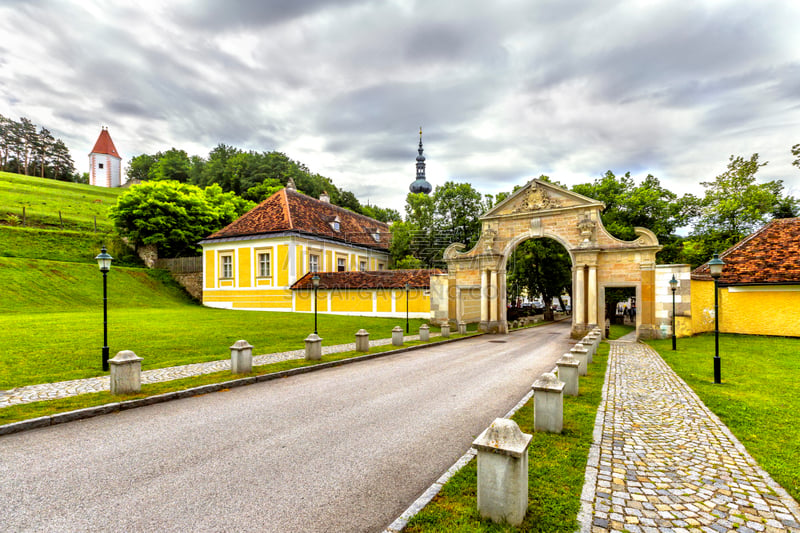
[
  {"left": 0, "top": 333, "right": 478, "bottom": 426},
  {"left": 607, "top": 323, "right": 635, "bottom": 339},
  {"left": 405, "top": 343, "right": 609, "bottom": 532},
  {"left": 647, "top": 333, "right": 800, "bottom": 502}
]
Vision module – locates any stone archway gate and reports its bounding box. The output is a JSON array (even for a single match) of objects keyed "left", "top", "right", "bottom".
[{"left": 429, "top": 179, "right": 662, "bottom": 339}]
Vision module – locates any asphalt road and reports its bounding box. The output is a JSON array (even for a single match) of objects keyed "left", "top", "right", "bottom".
[{"left": 0, "top": 321, "right": 574, "bottom": 532}]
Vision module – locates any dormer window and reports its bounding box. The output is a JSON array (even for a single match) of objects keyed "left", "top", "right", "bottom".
[
  {"left": 372, "top": 230, "right": 381, "bottom": 242},
  {"left": 330, "top": 216, "right": 341, "bottom": 232}
]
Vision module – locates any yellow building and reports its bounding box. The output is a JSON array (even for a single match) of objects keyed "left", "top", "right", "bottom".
[
  {"left": 689, "top": 218, "right": 800, "bottom": 338},
  {"left": 291, "top": 270, "right": 441, "bottom": 318},
  {"left": 200, "top": 185, "right": 392, "bottom": 312}
]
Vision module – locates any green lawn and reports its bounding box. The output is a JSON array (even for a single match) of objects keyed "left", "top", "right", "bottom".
[
  {"left": 607, "top": 323, "right": 635, "bottom": 339},
  {"left": 647, "top": 334, "right": 800, "bottom": 502},
  {"left": 406, "top": 344, "right": 609, "bottom": 532},
  {"left": 0, "top": 226, "right": 141, "bottom": 265},
  {"left": 0, "top": 171, "right": 121, "bottom": 231},
  {"left": 0, "top": 256, "right": 430, "bottom": 389}
]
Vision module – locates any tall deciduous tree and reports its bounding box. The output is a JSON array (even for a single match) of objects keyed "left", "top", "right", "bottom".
[
  {"left": 110, "top": 180, "right": 254, "bottom": 257},
  {"left": 507, "top": 238, "right": 572, "bottom": 321}
]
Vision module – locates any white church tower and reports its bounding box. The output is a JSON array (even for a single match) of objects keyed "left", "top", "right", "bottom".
[{"left": 89, "top": 127, "right": 122, "bottom": 187}]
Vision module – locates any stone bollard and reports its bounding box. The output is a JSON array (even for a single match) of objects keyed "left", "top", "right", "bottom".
[
  {"left": 532, "top": 372, "right": 565, "bottom": 433},
  {"left": 556, "top": 353, "right": 580, "bottom": 396},
  {"left": 419, "top": 324, "right": 430, "bottom": 341},
  {"left": 305, "top": 333, "right": 322, "bottom": 361},
  {"left": 570, "top": 343, "right": 589, "bottom": 376},
  {"left": 441, "top": 323, "right": 450, "bottom": 338},
  {"left": 355, "top": 329, "right": 370, "bottom": 352},
  {"left": 109, "top": 350, "right": 142, "bottom": 395},
  {"left": 230, "top": 339, "right": 254, "bottom": 374},
  {"left": 392, "top": 326, "right": 404, "bottom": 346},
  {"left": 472, "top": 418, "right": 532, "bottom": 526},
  {"left": 458, "top": 321, "right": 467, "bottom": 334},
  {"left": 584, "top": 333, "right": 600, "bottom": 363}
]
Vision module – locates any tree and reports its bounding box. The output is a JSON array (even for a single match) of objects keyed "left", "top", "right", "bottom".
[
  {"left": 433, "top": 181, "right": 484, "bottom": 249},
  {"left": 680, "top": 154, "right": 796, "bottom": 266},
  {"left": 126, "top": 154, "right": 158, "bottom": 181},
  {"left": 792, "top": 143, "right": 800, "bottom": 170},
  {"left": 149, "top": 148, "right": 191, "bottom": 182},
  {"left": 507, "top": 238, "right": 572, "bottom": 321},
  {"left": 109, "top": 181, "right": 253, "bottom": 257},
  {"left": 572, "top": 171, "right": 698, "bottom": 263}
]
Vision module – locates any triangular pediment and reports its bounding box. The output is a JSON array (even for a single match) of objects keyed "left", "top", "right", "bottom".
[{"left": 483, "top": 178, "right": 604, "bottom": 219}]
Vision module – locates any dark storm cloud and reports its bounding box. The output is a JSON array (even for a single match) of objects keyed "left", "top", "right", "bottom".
[{"left": 177, "top": 0, "right": 363, "bottom": 29}]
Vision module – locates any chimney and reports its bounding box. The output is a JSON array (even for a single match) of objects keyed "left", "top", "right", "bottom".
[{"left": 320, "top": 191, "right": 330, "bottom": 203}]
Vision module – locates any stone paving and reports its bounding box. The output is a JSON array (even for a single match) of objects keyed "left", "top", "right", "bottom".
[
  {"left": 581, "top": 340, "right": 800, "bottom": 533},
  {"left": 0, "top": 333, "right": 434, "bottom": 408}
]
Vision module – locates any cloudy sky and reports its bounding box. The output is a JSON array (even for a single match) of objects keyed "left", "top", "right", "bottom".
[{"left": 1, "top": 0, "right": 799, "bottom": 209}]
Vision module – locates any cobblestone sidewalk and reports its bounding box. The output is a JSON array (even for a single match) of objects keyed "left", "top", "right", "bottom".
[
  {"left": 580, "top": 341, "right": 800, "bottom": 533},
  {"left": 0, "top": 334, "right": 433, "bottom": 408}
]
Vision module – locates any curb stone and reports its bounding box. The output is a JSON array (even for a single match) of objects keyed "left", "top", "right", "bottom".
[{"left": 0, "top": 333, "right": 482, "bottom": 437}]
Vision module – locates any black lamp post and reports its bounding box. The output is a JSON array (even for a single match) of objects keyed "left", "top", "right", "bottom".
[
  {"left": 312, "top": 274, "right": 320, "bottom": 335},
  {"left": 669, "top": 274, "right": 678, "bottom": 351},
  {"left": 708, "top": 253, "right": 725, "bottom": 384},
  {"left": 405, "top": 282, "right": 410, "bottom": 334},
  {"left": 95, "top": 246, "right": 113, "bottom": 371}
]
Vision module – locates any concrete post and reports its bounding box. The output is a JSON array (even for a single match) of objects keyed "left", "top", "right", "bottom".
[
  {"left": 305, "top": 333, "right": 322, "bottom": 361},
  {"left": 109, "top": 350, "right": 142, "bottom": 395},
  {"left": 392, "top": 326, "right": 404, "bottom": 346},
  {"left": 418, "top": 324, "right": 430, "bottom": 341},
  {"left": 230, "top": 339, "right": 253, "bottom": 374},
  {"left": 472, "top": 418, "right": 532, "bottom": 526},
  {"left": 570, "top": 343, "right": 589, "bottom": 376},
  {"left": 355, "top": 329, "right": 370, "bottom": 352},
  {"left": 584, "top": 333, "right": 600, "bottom": 363},
  {"left": 441, "top": 323, "right": 450, "bottom": 338},
  {"left": 532, "top": 372, "right": 564, "bottom": 433},
  {"left": 458, "top": 321, "right": 467, "bottom": 334},
  {"left": 556, "top": 353, "right": 580, "bottom": 396}
]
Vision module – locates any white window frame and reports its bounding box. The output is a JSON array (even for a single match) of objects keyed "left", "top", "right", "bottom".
[
  {"left": 220, "top": 253, "right": 233, "bottom": 279},
  {"left": 257, "top": 252, "right": 271, "bottom": 278},
  {"left": 337, "top": 257, "right": 346, "bottom": 272},
  {"left": 309, "top": 254, "right": 320, "bottom": 273}
]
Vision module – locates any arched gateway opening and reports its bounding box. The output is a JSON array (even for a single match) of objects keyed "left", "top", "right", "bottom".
[{"left": 429, "top": 179, "right": 662, "bottom": 339}]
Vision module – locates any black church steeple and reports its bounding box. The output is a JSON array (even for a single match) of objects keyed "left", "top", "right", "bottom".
[{"left": 409, "top": 127, "right": 432, "bottom": 194}]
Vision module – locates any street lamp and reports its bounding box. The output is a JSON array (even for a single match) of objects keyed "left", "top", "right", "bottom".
[
  {"left": 708, "top": 253, "right": 726, "bottom": 384},
  {"left": 669, "top": 274, "right": 678, "bottom": 351},
  {"left": 95, "top": 246, "right": 113, "bottom": 371},
  {"left": 312, "top": 274, "right": 320, "bottom": 335},
  {"left": 405, "top": 282, "right": 410, "bottom": 334}
]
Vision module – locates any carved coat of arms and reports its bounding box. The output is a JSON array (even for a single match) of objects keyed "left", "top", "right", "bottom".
[{"left": 513, "top": 185, "right": 562, "bottom": 213}]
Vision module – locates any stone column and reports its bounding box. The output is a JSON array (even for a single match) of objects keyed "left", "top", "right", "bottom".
[
  {"left": 489, "top": 270, "right": 498, "bottom": 323},
  {"left": 109, "top": 350, "right": 142, "bottom": 395},
  {"left": 441, "top": 323, "right": 451, "bottom": 338},
  {"left": 355, "top": 329, "right": 370, "bottom": 352},
  {"left": 305, "top": 333, "right": 322, "bottom": 361},
  {"left": 570, "top": 343, "right": 589, "bottom": 376},
  {"left": 498, "top": 268, "right": 508, "bottom": 333},
  {"left": 458, "top": 321, "right": 467, "bottom": 334},
  {"left": 473, "top": 418, "right": 532, "bottom": 526},
  {"left": 230, "top": 339, "right": 253, "bottom": 374},
  {"left": 587, "top": 264, "right": 598, "bottom": 326},
  {"left": 556, "top": 353, "right": 580, "bottom": 396},
  {"left": 480, "top": 269, "right": 489, "bottom": 324},
  {"left": 392, "top": 326, "right": 404, "bottom": 346},
  {"left": 532, "top": 372, "right": 564, "bottom": 433},
  {"left": 418, "top": 324, "right": 430, "bottom": 341},
  {"left": 574, "top": 265, "right": 585, "bottom": 325}
]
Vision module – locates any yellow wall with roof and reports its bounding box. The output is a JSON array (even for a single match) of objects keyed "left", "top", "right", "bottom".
[{"left": 691, "top": 280, "right": 800, "bottom": 337}]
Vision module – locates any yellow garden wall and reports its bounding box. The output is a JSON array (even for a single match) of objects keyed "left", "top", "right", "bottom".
[{"left": 690, "top": 280, "right": 800, "bottom": 337}]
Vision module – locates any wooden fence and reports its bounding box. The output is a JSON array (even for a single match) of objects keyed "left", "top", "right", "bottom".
[{"left": 155, "top": 256, "right": 202, "bottom": 273}]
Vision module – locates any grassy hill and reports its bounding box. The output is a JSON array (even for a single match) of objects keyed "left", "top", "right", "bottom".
[{"left": 0, "top": 171, "right": 122, "bottom": 231}]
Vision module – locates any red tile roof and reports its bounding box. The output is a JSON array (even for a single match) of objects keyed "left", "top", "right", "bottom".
[
  {"left": 204, "top": 188, "right": 391, "bottom": 250},
  {"left": 90, "top": 128, "right": 120, "bottom": 158},
  {"left": 692, "top": 218, "right": 800, "bottom": 285},
  {"left": 291, "top": 269, "right": 444, "bottom": 290}
]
